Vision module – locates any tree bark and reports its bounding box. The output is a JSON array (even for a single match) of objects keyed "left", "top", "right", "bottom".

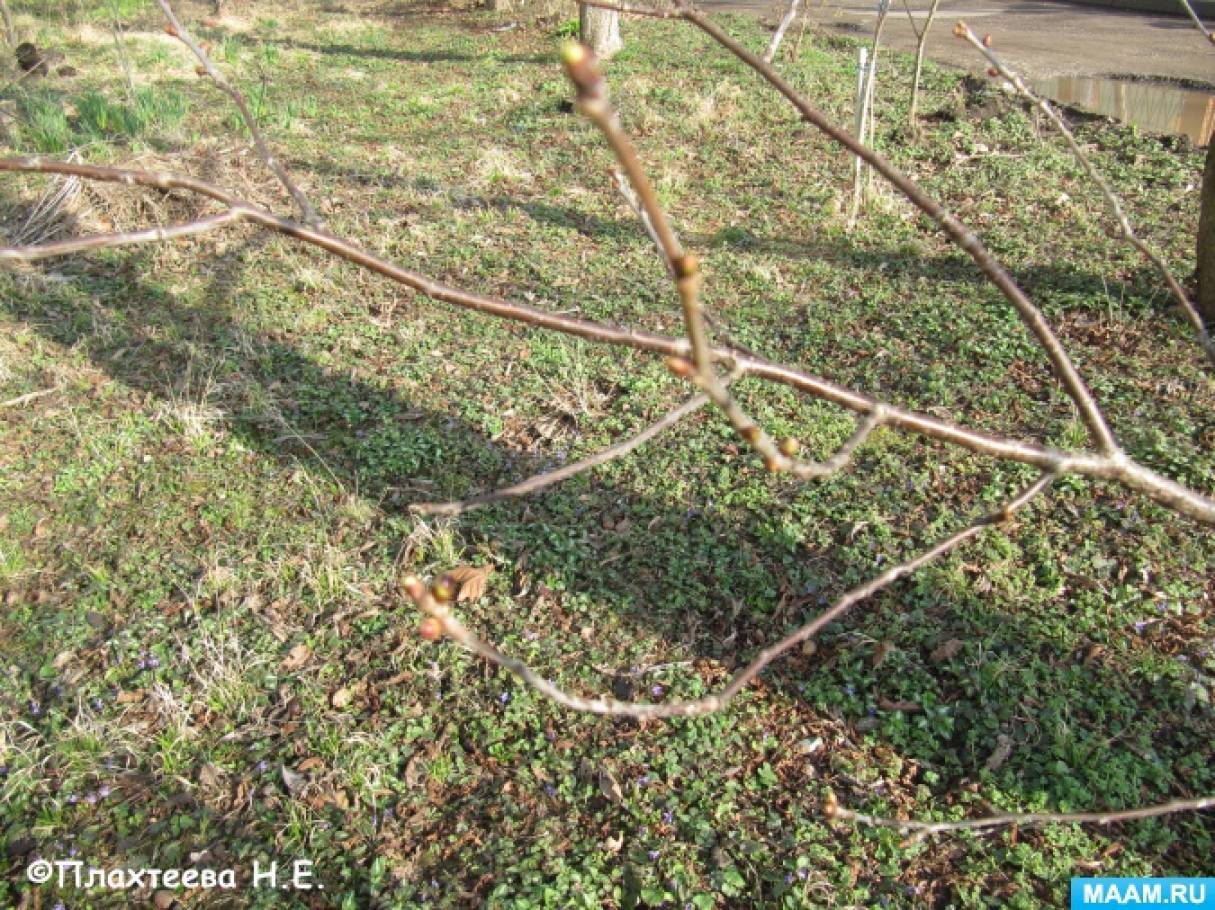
[
  {"left": 1199, "top": 139, "right": 1215, "bottom": 328},
  {"left": 580, "top": 4, "right": 622, "bottom": 60}
]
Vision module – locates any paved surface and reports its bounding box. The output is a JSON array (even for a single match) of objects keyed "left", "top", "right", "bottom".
[{"left": 702, "top": 0, "right": 1215, "bottom": 84}]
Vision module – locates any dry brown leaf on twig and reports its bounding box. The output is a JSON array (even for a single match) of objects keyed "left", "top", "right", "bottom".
[{"left": 445, "top": 564, "right": 492, "bottom": 602}]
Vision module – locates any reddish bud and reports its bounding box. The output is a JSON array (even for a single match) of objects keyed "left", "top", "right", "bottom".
[
  {"left": 431, "top": 577, "right": 455, "bottom": 603},
  {"left": 982, "top": 33, "right": 993, "bottom": 47},
  {"left": 987, "top": 66, "right": 999, "bottom": 78},
  {"left": 164, "top": 23, "right": 179, "bottom": 37},
  {"left": 778, "top": 437, "right": 799, "bottom": 457},
  {"left": 195, "top": 65, "right": 207, "bottom": 77},
  {"left": 665, "top": 356, "right": 692, "bottom": 378},
  {"left": 418, "top": 616, "right": 443, "bottom": 640},
  {"left": 763, "top": 454, "right": 781, "bottom": 473},
  {"left": 741, "top": 425, "right": 761, "bottom": 444},
  {"left": 952, "top": 21, "right": 966, "bottom": 38}
]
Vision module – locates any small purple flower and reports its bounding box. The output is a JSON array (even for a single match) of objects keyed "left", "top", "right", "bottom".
[
  {"left": 0, "top": 766, "right": 8, "bottom": 777},
  {"left": 544, "top": 730, "right": 556, "bottom": 742},
  {"left": 53, "top": 903, "right": 65, "bottom": 910},
  {"left": 29, "top": 699, "right": 40, "bottom": 716},
  {"left": 136, "top": 658, "right": 147, "bottom": 671},
  {"left": 637, "top": 775, "right": 651, "bottom": 787},
  {"left": 785, "top": 873, "right": 795, "bottom": 884},
  {"left": 98, "top": 785, "right": 111, "bottom": 798},
  {"left": 651, "top": 684, "right": 664, "bottom": 698},
  {"left": 85, "top": 792, "right": 97, "bottom": 805},
  {"left": 647, "top": 850, "right": 660, "bottom": 861},
  {"left": 544, "top": 784, "right": 557, "bottom": 797},
  {"left": 662, "top": 810, "right": 674, "bottom": 824},
  {"left": 256, "top": 760, "right": 268, "bottom": 773},
  {"left": 148, "top": 656, "right": 160, "bottom": 669},
  {"left": 844, "top": 685, "right": 855, "bottom": 697},
  {"left": 67, "top": 793, "right": 78, "bottom": 804},
  {"left": 797, "top": 868, "right": 808, "bottom": 880},
  {"left": 1134, "top": 620, "right": 1148, "bottom": 633},
  {"left": 92, "top": 698, "right": 104, "bottom": 711},
  {"left": 68, "top": 846, "right": 79, "bottom": 857},
  {"left": 498, "top": 692, "right": 510, "bottom": 705}
]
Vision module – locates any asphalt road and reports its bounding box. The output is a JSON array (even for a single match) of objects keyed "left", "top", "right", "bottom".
[{"left": 701, "top": 0, "right": 1215, "bottom": 84}]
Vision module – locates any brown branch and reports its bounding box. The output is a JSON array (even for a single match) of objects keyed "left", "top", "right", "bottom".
[
  {"left": 401, "top": 473, "right": 1054, "bottom": 718},
  {"left": 957, "top": 23, "right": 1215, "bottom": 366},
  {"left": 3, "top": 156, "right": 1214, "bottom": 523},
  {"left": 830, "top": 793, "right": 1215, "bottom": 842},
  {"left": 410, "top": 390, "right": 714, "bottom": 517},
  {"left": 155, "top": 0, "right": 323, "bottom": 228},
  {"left": 677, "top": 5, "right": 1118, "bottom": 456},
  {"left": 0, "top": 209, "right": 244, "bottom": 261}
]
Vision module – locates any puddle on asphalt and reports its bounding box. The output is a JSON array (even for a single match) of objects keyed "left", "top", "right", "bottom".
[{"left": 1029, "top": 75, "right": 1214, "bottom": 145}]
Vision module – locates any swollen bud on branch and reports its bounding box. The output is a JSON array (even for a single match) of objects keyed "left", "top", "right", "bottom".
[
  {"left": 418, "top": 617, "right": 443, "bottom": 640},
  {"left": 164, "top": 23, "right": 178, "bottom": 37},
  {"left": 673, "top": 253, "right": 699, "bottom": 279},
  {"left": 560, "top": 41, "right": 605, "bottom": 103},
  {"left": 982, "top": 33, "right": 993, "bottom": 47},
  {"left": 987, "top": 67, "right": 999, "bottom": 78},
  {"left": 952, "top": 21, "right": 967, "bottom": 38},
  {"left": 431, "top": 577, "right": 455, "bottom": 603},
  {"left": 764, "top": 454, "right": 781, "bottom": 473},
  {"left": 778, "top": 437, "right": 799, "bottom": 457},
  {"left": 195, "top": 65, "right": 207, "bottom": 77},
  {"left": 665, "top": 356, "right": 693, "bottom": 378},
  {"left": 401, "top": 575, "right": 426, "bottom": 602},
  {"left": 741, "top": 425, "right": 761, "bottom": 444}
]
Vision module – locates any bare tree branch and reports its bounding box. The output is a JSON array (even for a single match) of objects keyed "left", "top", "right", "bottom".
[
  {"left": 907, "top": 0, "right": 943, "bottom": 128},
  {"left": 0, "top": 387, "right": 57, "bottom": 409},
  {"left": 0, "top": 209, "right": 244, "bottom": 261},
  {"left": 957, "top": 22, "right": 1215, "bottom": 366},
  {"left": 3, "top": 155, "right": 1214, "bottom": 523},
  {"left": 830, "top": 792, "right": 1215, "bottom": 842},
  {"left": 155, "top": 0, "right": 323, "bottom": 228},
  {"left": 401, "top": 474, "right": 1054, "bottom": 718},
  {"left": 410, "top": 391, "right": 714, "bottom": 516}
]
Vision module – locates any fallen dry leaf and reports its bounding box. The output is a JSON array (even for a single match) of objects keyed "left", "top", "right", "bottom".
[
  {"left": 929, "top": 638, "right": 965, "bottom": 664},
  {"left": 446, "top": 565, "right": 491, "bottom": 602},
  {"left": 281, "top": 643, "right": 311, "bottom": 672}
]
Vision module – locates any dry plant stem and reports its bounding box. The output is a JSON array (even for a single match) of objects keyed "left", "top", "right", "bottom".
[
  {"left": 764, "top": 0, "right": 803, "bottom": 63},
  {"left": 0, "top": 388, "right": 56, "bottom": 409},
  {"left": 907, "top": 0, "right": 942, "bottom": 127},
  {"left": 0, "top": 0, "right": 16, "bottom": 48},
  {"left": 1177, "top": 0, "right": 1215, "bottom": 42},
  {"left": 3, "top": 155, "right": 1215, "bottom": 523},
  {"left": 579, "top": 2, "right": 1119, "bottom": 455},
  {"left": 410, "top": 391, "right": 714, "bottom": 516},
  {"left": 956, "top": 24, "right": 1215, "bottom": 366},
  {"left": 155, "top": 0, "right": 323, "bottom": 228},
  {"left": 404, "top": 473, "right": 1054, "bottom": 718},
  {"left": 833, "top": 793, "right": 1215, "bottom": 841}
]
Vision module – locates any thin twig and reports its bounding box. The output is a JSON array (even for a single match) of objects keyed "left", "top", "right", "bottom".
[
  {"left": 574, "top": 1, "right": 1120, "bottom": 455},
  {"left": 155, "top": 0, "right": 323, "bottom": 228},
  {"left": 831, "top": 793, "right": 1215, "bottom": 842},
  {"left": 907, "top": 0, "right": 942, "bottom": 128},
  {"left": 764, "top": 0, "right": 802, "bottom": 63},
  {"left": 957, "top": 22, "right": 1215, "bottom": 366},
  {"left": 0, "top": 209, "right": 243, "bottom": 261},
  {"left": 410, "top": 391, "right": 714, "bottom": 516},
  {"left": 0, "top": 387, "right": 57, "bottom": 409},
  {"left": 401, "top": 474, "right": 1054, "bottom": 718},
  {"left": 3, "top": 156, "right": 1213, "bottom": 523}
]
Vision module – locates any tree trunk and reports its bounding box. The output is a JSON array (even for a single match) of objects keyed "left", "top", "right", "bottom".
[
  {"left": 580, "top": 4, "right": 622, "bottom": 60},
  {"left": 1199, "top": 139, "right": 1215, "bottom": 329}
]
